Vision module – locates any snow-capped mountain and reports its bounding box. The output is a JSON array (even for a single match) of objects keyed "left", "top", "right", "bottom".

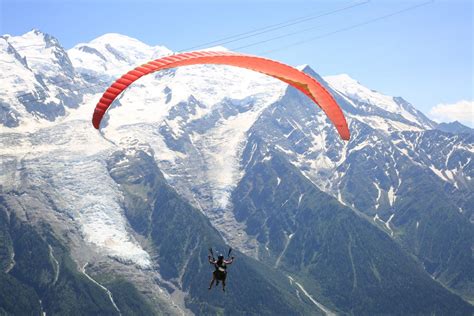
[
  {"left": 1, "top": 30, "right": 472, "bottom": 315},
  {"left": 7, "top": 30, "right": 76, "bottom": 86},
  {"left": 325, "top": 73, "right": 436, "bottom": 132},
  {"left": 0, "top": 36, "right": 47, "bottom": 127},
  {"left": 69, "top": 33, "right": 172, "bottom": 81},
  {"left": 1, "top": 30, "right": 87, "bottom": 128}
]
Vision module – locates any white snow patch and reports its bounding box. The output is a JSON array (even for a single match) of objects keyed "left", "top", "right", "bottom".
[
  {"left": 352, "top": 139, "right": 371, "bottom": 152},
  {"left": 429, "top": 165, "right": 450, "bottom": 182},
  {"left": 275, "top": 144, "right": 295, "bottom": 156},
  {"left": 262, "top": 155, "right": 272, "bottom": 162},
  {"left": 82, "top": 263, "right": 121, "bottom": 315},
  {"left": 387, "top": 186, "right": 396, "bottom": 207},
  {"left": 351, "top": 114, "right": 422, "bottom": 134},
  {"left": 287, "top": 276, "right": 336, "bottom": 316},
  {"left": 297, "top": 193, "right": 304, "bottom": 208},
  {"left": 373, "top": 182, "right": 381, "bottom": 210},
  {"left": 385, "top": 214, "right": 395, "bottom": 236},
  {"left": 275, "top": 232, "right": 294, "bottom": 268},
  {"left": 337, "top": 189, "right": 347, "bottom": 206},
  {"left": 48, "top": 245, "right": 60, "bottom": 284},
  {"left": 5, "top": 250, "right": 15, "bottom": 274},
  {"left": 444, "top": 169, "right": 455, "bottom": 181}
]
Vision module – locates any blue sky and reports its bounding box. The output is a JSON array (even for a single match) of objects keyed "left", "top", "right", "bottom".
[{"left": 1, "top": 0, "right": 472, "bottom": 125}]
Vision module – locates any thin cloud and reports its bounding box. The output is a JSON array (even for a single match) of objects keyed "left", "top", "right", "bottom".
[{"left": 429, "top": 100, "right": 474, "bottom": 127}]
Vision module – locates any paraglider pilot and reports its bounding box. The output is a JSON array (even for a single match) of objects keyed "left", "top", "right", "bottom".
[{"left": 208, "top": 249, "right": 234, "bottom": 292}]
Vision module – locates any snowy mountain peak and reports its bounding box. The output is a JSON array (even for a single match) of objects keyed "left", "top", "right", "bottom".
[
  {"left": 324, "top": 73, "right": 389, "bottom": 105},
  {"left": 296, "top": 64, "right": 319, "bottom": 77},
  {"left": 324, "top": 73, "right": 435, "bottom": 132},
  {"left": 296, "top": 64, "right": 310, "bottom": 70},
  {"left": 325, "top": 73, "right": 359, "bottom": 85},
  {"left": 0, "top": 37, "right": 45, "bottom": 127},
  {"left": 11, "top": 29, "right": 61, "bottom": 50},
  {"left": 295, "top": 64, "right": 328, "bottom": 88},
  {"left": 69, "top": 33, "right": 172, "bottom": 78},
  {"left": 88, "top": 33, "right": 153, "bottom": 51},
  {"left": 8, "top": 29, "right": 75, "bottom": 78},
  {"left": 1, "top": 30, "right": 88, "bottom": 128}
]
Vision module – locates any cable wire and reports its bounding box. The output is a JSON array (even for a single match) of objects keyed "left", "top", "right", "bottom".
[
  {"left": 259, "top": 0, "right": 434, "bottom": 55},
  {"left": 180, "top": 0, "right": 369, "bottom": 51}
]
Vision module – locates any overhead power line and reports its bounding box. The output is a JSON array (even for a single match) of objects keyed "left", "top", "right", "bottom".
[
  {"left": 231, "top": 21, "right": 329, "bottom": 51},
  {"left": 259, "top": 0, "right": 434, "bottom": 55},
  {"left": 181, "top": 0, "right": 369, "bottom": 52}
]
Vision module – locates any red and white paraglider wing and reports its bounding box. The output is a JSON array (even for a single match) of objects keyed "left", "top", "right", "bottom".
[{"left": 92, "top": 51, "right": 350, "bottom": 140}]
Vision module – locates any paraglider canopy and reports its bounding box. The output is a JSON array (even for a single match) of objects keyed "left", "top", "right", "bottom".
[{"left": 92, "top": 51, "right": 350, "bottom": 140}]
